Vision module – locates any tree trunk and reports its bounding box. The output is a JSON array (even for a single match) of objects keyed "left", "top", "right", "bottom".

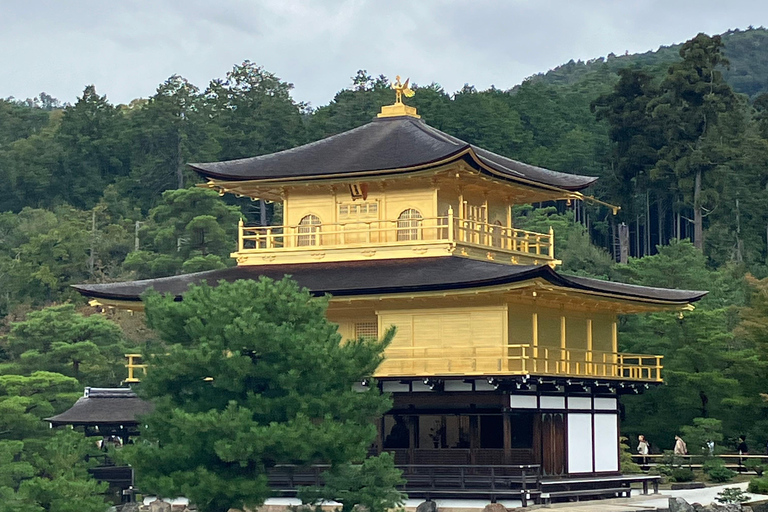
[
  {"left": 176, "top": 130, "right": 184, "bottom": 189},
  {"left": 694, "top": 169, "right": 703, "bottom": 250}
]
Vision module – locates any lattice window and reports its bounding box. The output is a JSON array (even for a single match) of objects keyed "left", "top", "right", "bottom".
[
  {"left": 397, "top": 208, "right": 423, "bottom": 241},
  {"left": 355, "top": 322, "right": 378, "bottom": 341},
  {"left": 297, "top": 214, "right": 321, "bottom": 246},
  {"left": 339, "top": 202, "right": 378, "bottom": 220}
]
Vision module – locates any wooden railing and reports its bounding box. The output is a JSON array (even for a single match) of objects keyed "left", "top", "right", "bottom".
[
  {"left": 124, "top": 346, "right": 662, "bottom": 383},
  {"left": 376, "top": 344, "right": 663, "bottom": 382},
  {"left": 236, "top": 208, "right": 554, "bottom": 258}
]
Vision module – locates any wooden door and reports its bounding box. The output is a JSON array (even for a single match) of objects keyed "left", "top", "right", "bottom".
[{"left": 537, "top": 413, "right": 566, "bottom": 475}]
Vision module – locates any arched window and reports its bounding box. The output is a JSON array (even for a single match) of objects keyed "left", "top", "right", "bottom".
[
  {"left": 491, "top": 220, "right": 503, "bottom": 248},
  {"left": 297, "top": 214, "right": 321, "bottom": 246},
  {"left": 397, "top": 209, "right": 423, "bottom": 241}
]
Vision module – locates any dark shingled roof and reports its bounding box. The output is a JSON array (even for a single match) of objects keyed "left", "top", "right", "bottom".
[
  {"left": 189, "top": 116, "right": 597, "bottom": 191},
  {"left": 46, "top": 388, "right": 153, "bottom": 426},
  {"left": 73, "top": 258, "right": 707, "bottom": 304}
]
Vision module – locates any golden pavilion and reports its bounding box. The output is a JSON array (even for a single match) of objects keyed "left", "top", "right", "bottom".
[{"left": 74, "top": 80, "right": 704, "bottom": 494}]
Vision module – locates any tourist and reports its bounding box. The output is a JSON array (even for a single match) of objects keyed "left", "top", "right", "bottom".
[
  {"left": 674, "top": 435, "right": 687, "bottom": 456},
  {"left": 706, "top": 439, "right": 715, "bottom": 456},
  {"left": 738, "top": 436, "right": 749, "bottom": 455},
  {"left": 637, "top": 434, "right": 650, "bottom": 465}
]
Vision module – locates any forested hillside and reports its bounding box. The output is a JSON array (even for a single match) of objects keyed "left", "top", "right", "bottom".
[{"left": 3, "top": 28, "right": 768, "bottom": 506}]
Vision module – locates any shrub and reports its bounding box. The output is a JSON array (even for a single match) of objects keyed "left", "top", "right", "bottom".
[
  {"left": 748, "top": 476, "right": 768, "bottom": 494},
  {"left": 619, "top": 436, "right": 642, "bottom": 474},
  {"left": 670, "top": 468, "right": 695, "bottom": 482},
  {"left": 716, "top": 487, "right": 750, "bottom": 504},
  {"left": 745, "top": 458, "right": 765, "bottom": 476},
  {"left": 708, "top": 466, "right": 737, "bottom": 483}
]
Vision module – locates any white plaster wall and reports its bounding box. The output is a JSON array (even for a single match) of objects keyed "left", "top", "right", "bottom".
[
  {"left": 593, "top": 414, "right": 619, "bottom": 472},
  {"left": 567, "top": 413, "right": 594, "bottom": 473}
]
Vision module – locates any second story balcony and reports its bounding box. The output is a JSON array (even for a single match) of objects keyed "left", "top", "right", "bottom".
[{"left": 232, "top": 207, "right": 556, "bottom": 266}]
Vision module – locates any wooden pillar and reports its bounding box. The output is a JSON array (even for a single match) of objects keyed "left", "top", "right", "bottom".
[
  {"left": 503, "top": 412, "right": 512, "bottom": 465},
  {"left": 506, "top": 199, "right": 513, "bottom": 251},
  {"left": 612, "top": 321, "right": 619, "bottom": 377},
  {"left": 532, "top": 312, "right": 539, "bottom": 365},
  {"left": 587, "top": 319, "right": 593, "bottom": 375},
  {"left": 469, "top": 415, "right": 479, "bottom": 465},
  {"left": 560, "top": 316, "right": 567, "bottom": 374},
  {"left": 408, "top": 415, "right": 417, "bottom": 465}
]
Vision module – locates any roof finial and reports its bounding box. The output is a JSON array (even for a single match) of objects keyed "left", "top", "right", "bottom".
[
  {"left": 392, "top": 75, "right": 415, "bottom": 104},
  {"left": 378, "top": 75, "right": 420, "bottom": 119}
]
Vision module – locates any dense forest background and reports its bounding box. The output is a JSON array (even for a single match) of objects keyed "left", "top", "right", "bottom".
[{"left": 3, "top": 27, "right": 768, "bottom": 505}]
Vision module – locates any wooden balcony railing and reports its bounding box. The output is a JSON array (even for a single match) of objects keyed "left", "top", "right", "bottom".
[
  {"left": 235, "top": 207, "right": 554, "bottom": 259},
  {"left": 375, "top": 344, "right": 663, "bottom": 382},
  {"left": 124, "top": 346, "right": 662, "bottom": 384}
]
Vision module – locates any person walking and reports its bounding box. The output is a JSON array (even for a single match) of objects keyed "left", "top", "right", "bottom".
[
  {"left": 674, "top": 435, "right": 688, "bottom": 456},
  {"left": 637, "top": 435, "right": 650, "bottom": 466}
]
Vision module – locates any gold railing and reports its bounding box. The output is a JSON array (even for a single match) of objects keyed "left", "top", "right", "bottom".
[
  {"left": 236, "top": 208, "right": 554, "bottom": 258},
  {"left": 124, "top": 347, "right": 662, "bottom": 383},
  {"left": 125, "top": 354, "right": 147, "bottom": 383},
  {"left": 375, "top": 344, "right": 663, "bottom": 382}
]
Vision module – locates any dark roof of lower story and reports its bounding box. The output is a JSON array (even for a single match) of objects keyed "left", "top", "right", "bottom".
[
  {"left": 73, "top": 257, "right": 707, "bottom": 305},
  {"left": 46, "top": 388, "right": 154, "bottom": 426}
]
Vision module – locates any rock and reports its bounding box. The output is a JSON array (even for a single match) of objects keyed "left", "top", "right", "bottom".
[
  {"left": 148, "top": 499, "right": 172, "bottom": 512},
  {"left": 483, "top": 503, "right": 507, "bottom": 512},
  {"left": 669, "top": 497, "right": 696, "bottom": 512},
  {"left": 416, "top": 500, "right": 438, "bottom": 512}
]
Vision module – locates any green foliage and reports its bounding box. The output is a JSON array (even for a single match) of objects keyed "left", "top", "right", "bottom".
[
  {"left": 125, "top": 188, "right": 240, "bottom": 278},
  {"left": 298, "top": 452, "right": 406, "bottom": 512},
  {"left": 0, "top": 370, "right": 107, "bottom": 512},
  {"left": 681, "top": 418, "right": 724, "bottom": 457},
  {"left": 702, "top": 458, "right": 737, "bottom": 483},
  {"left": 670, "top": 468, "right": 695, "bottom": 482},
  {"left": 619, "top": 437, "right": 642, "bottom": 474},
  {"left": 1, "top": 304, "right": 131, "bottom": 386},
  {"left": 716, "top": 487, "right": 750, "bottom": 504},
  {"left": 749, "top": 476, "right": 768, "bottom": 494},
  {"left": 122, "top": 278, "right": 395, "bottom": 512},
  {"left": 745, "top": 458, "right": 765, "bottom": 476}
]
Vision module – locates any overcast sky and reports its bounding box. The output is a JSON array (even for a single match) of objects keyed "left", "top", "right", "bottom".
[{"left": 2, "top": 0, "right": 768, "bottom": 108}]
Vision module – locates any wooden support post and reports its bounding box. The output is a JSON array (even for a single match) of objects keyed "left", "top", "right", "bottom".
[
  {"left": 532, "top": 312, "right": 539, "bottom": 363},
  {"left": 503, "top": 412, "right": 512, "bottom": 465},
  {"left": 469, "top": 415, "right": 479, "bottom": 465},
  {"left": 447, "top": 206, "right": 454, "bottom": 242},
  {"left": 612, "top": 321, "right": 618, "bottom": 377},
  {"left": 237, "top": 218, "right": 244, "bottom": 252},
  {"left": 560, "top": 316, "right": 567, "bottom": 374},
  {"left": 587, "top": 319, "right": 593, "bottom": 375},
  {"left": 408, "top": 415, "right": 417, "bottom": 465}
]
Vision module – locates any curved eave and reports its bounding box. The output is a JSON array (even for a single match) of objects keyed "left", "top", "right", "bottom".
[
  {"left": 73, "top": 260, "right": 707, "bottom": 310},
  {"left": 196, "top": 149, "right": 596, "bottom": 205}
]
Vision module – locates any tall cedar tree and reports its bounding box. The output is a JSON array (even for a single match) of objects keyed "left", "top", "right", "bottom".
[
  {"left": 650, "top": 33, "right": 739, "bottom": 251},
  {"left": 122, "top": 278, "right": 396, "bottom": 512}
]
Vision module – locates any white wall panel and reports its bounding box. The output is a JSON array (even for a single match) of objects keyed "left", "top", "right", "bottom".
[
  {"left": 540, "top": 396, "right": 565, "bottom": 409},
  {"left": 568, "top": 397, "right": 591, "bottom": 410},
  {"left": 593, "top": 414, "right": 619, "bottom": 472},
  {"left": 594, "top": 397, "right": 618, "bottom": 411},
  {"left": 509, "top": 395, "right": 537, "bottom": 409},
  {"left": 567, "top": 413, "right": 594, "bottom": 473}
]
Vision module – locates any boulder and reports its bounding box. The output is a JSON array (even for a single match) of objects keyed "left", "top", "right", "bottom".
[
  {"left": 416, "top": 500, "right": 438, "bottom": 512},
  {"left": 669, "top": 497, "right": 696, "bottom": 512},
  {"left": 148, "top": 499, "right": 172, "bottom": 512},
  {"left": 483, "top": 503, "right": 507, "bottom": 512}
]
